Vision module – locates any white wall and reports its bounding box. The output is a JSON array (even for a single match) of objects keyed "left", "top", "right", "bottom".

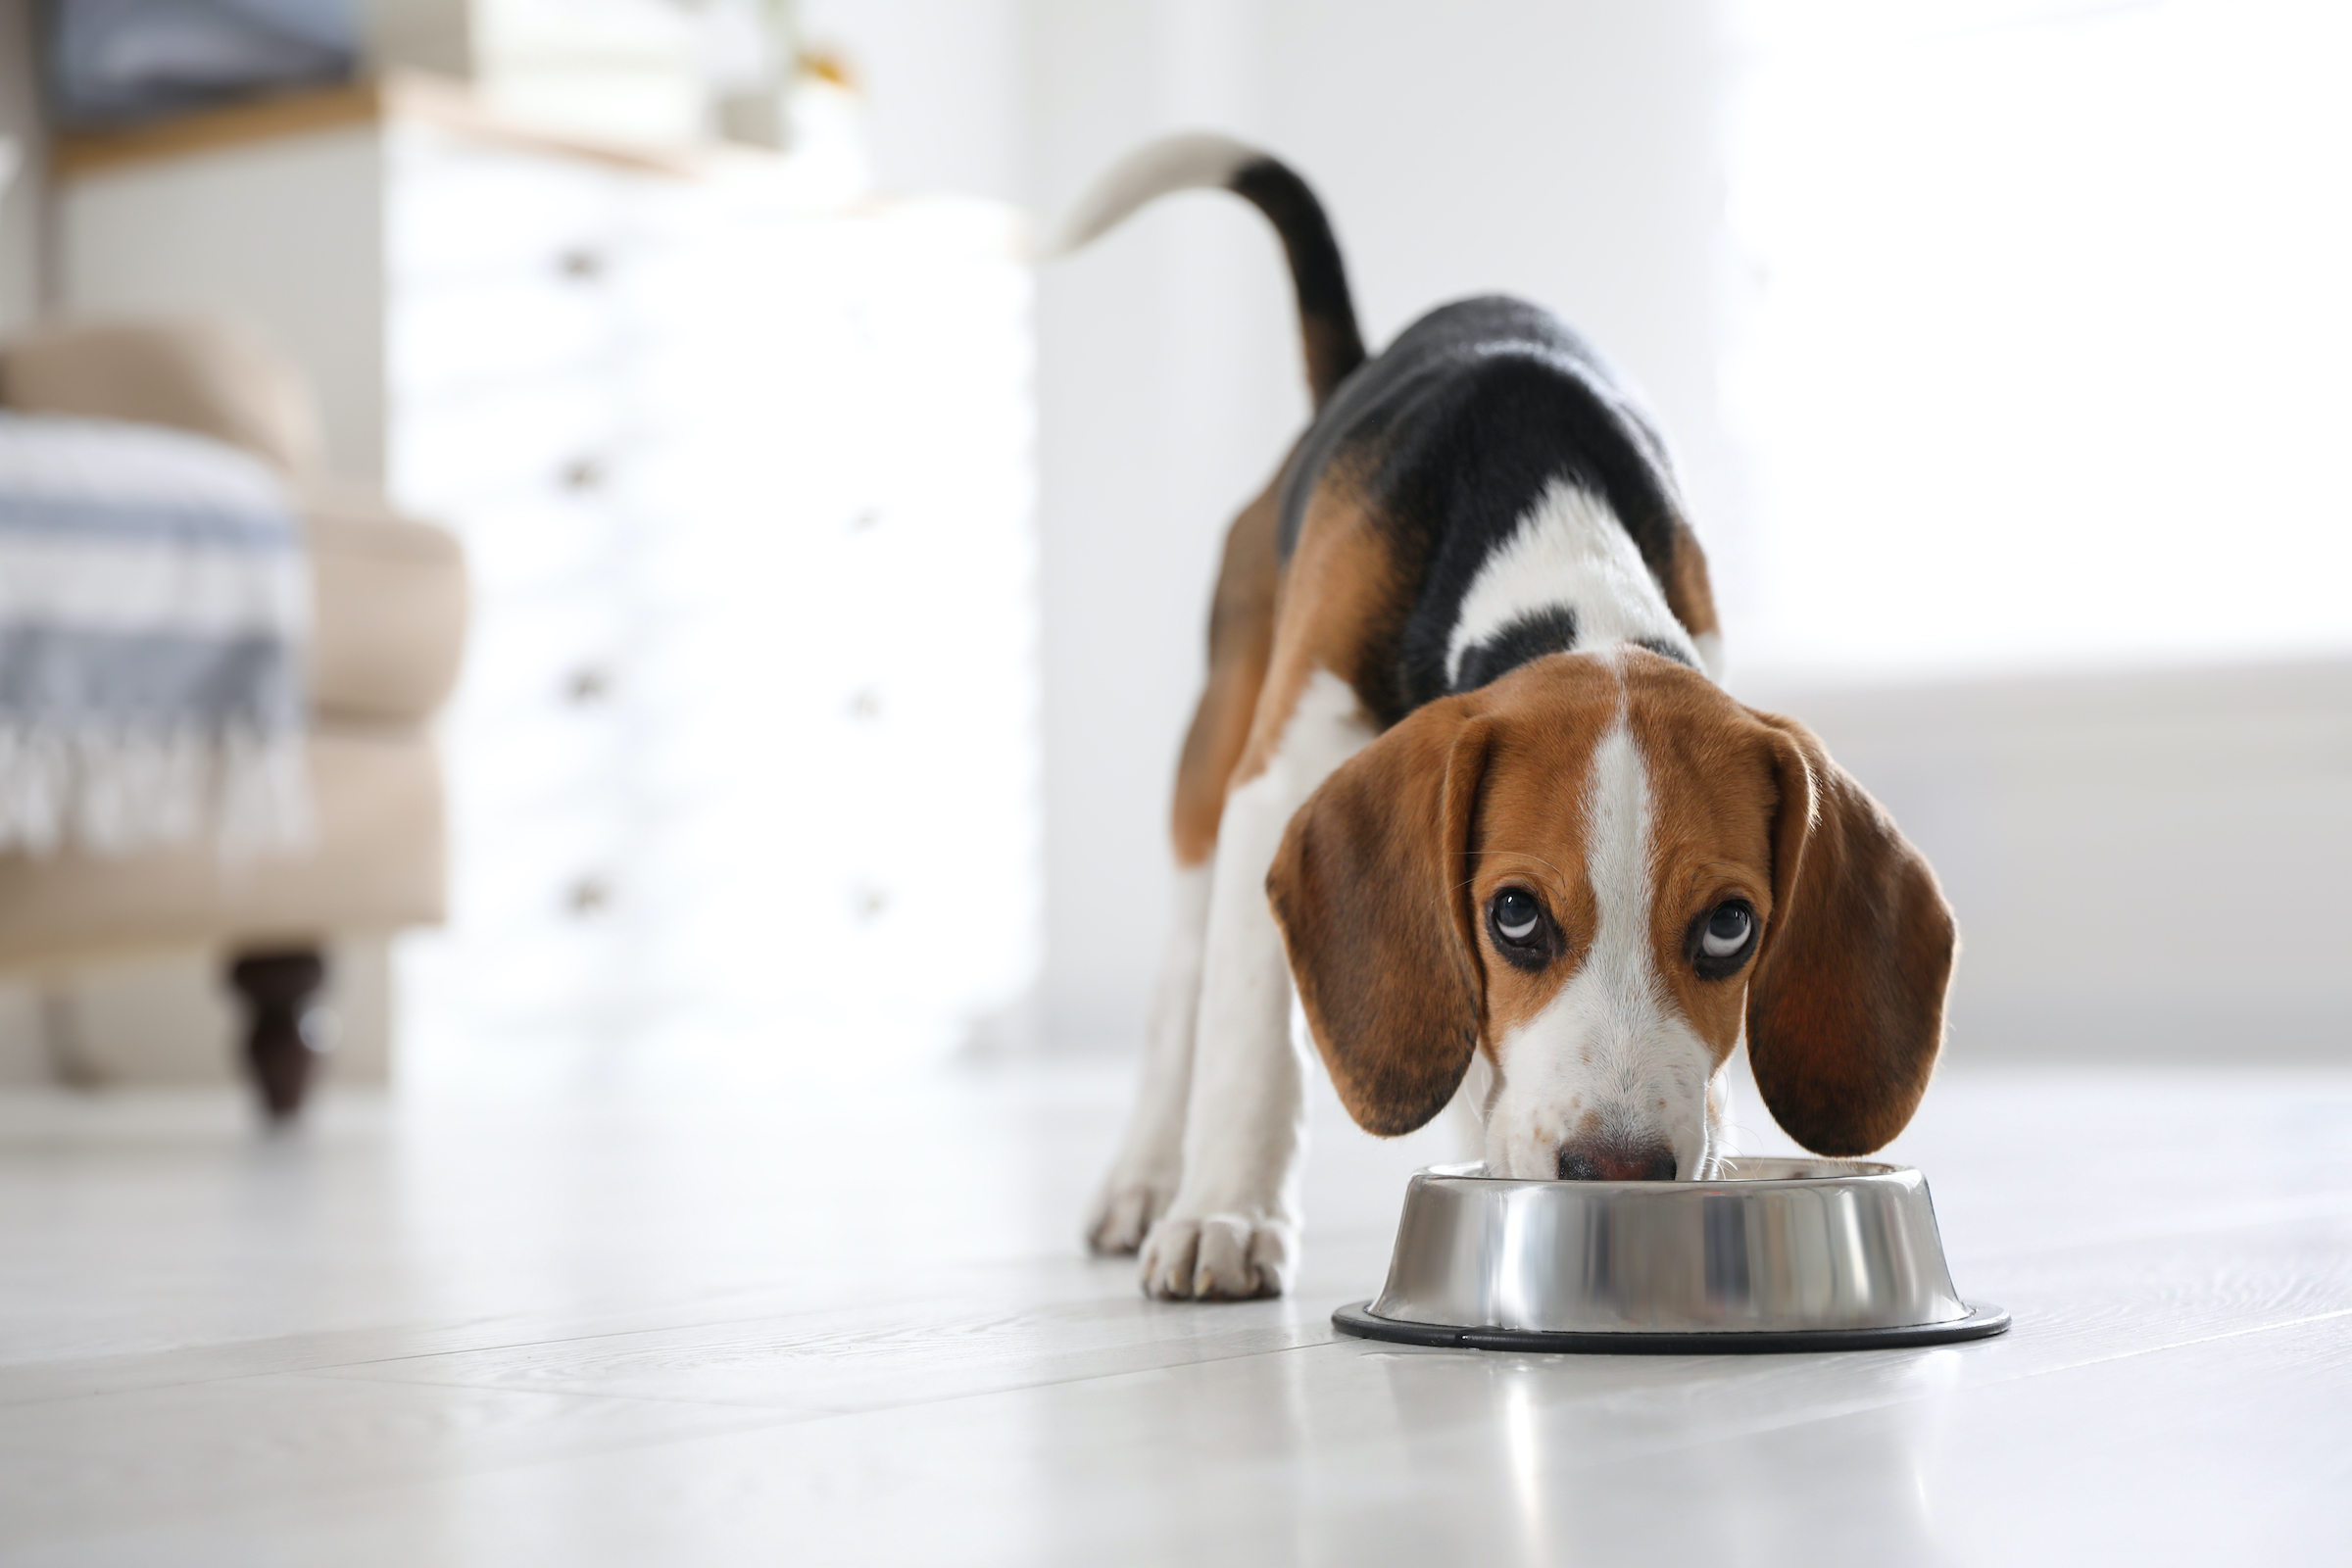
[
  {"left": 797, "top": 0, "right": 1031, "bottom": 205},
  {"left": 1723, "top": 0, "right": 2352, "bottom": 681},
  {"left": 1020, "top": 0, "right": 1310, "bottom": 1050},
  {"left": 60, "top": 126, "right": 388, "bottom": 476},
  {"left": 1746, "top": 659, "right": 2352, "bottom": 1065}
]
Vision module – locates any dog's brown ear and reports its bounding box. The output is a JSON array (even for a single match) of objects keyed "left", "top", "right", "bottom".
[
  {"left": 1745, "top": 713, "right": 1957, "bottom": 1155},
  {"left": 1268, "top": 700, "right": 1490, "bottom": 1137}
]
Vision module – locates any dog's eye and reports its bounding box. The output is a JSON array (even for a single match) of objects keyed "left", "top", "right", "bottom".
[
  {"left": 1489, "top": 888, "right": 1544, "bottom": 946},
  {"left": 1701, "top": 904, "right": 1752, "bottom": 956},
  {"left": 1689, "top": 899, "right": 1759, "bottom": 979}
]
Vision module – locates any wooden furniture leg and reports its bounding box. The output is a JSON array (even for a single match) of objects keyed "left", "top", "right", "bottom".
[{"left": 226, "top": 949, "right": 327, "bottom": 1120}]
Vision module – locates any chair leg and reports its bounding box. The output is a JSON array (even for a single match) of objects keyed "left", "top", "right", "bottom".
[{"left": 226, "top": 949, "right": 327, "bottom": 1121}]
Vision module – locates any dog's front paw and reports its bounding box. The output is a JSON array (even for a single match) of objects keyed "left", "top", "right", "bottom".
[
  {"left": 1138, "top": 1210, "right": 1296, "bottom": 1300},
  {"left": 1086, "top": 1172, "right": 1176, "bottom": 1256}
]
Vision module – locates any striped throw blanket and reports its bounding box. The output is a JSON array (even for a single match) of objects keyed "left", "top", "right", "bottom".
[{"left": 0, "top": 412, "right": 310, "bottom": 857}]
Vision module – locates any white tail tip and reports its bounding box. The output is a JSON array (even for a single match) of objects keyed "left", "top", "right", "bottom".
[{"left": 1046, "top": 131, "right": 1265, "bottom": 260}]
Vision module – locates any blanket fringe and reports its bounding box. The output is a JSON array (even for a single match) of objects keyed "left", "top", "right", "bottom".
[{"left": 0, "top": 723, "right": 312, "bottom": 860}]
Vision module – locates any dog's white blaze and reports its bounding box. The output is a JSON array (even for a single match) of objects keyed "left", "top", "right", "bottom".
[
  {"left": 1484, "top": 689, "right": 1723, "bottom": 1180},
  {"left": 1445, "top": 479, "right": 1702, "bottom": 687}
]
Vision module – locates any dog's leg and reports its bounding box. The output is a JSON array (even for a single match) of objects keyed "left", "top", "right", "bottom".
[
  {"left": 1095, "top": 480, "right": 1280, "bottom": 1264},
  {"left": 1140, "top": 668, "right": 1372, "bottom": 1299},
  {"left": 1086, "top": 863, "right": 1210, "bottom": 1253}
]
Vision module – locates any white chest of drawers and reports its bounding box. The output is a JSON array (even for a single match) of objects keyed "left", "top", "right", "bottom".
[{"left": 59, "top": 85, "right": 1041, "bottom": 1085}]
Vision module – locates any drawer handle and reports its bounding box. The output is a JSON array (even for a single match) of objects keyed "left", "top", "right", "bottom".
[
  {"left": 558, "top": 247, "right": 607, "bottom": 281},
  {"left": 565, "top": 666, "right": 612, "bottom": 704},
  {"left": 562, "top": 457, "right": 607, "bottom": 492}
]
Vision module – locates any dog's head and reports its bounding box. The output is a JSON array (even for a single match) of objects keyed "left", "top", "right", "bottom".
[{"left": 1267, "top": 647, "right": 1954, "bottom": 1179}]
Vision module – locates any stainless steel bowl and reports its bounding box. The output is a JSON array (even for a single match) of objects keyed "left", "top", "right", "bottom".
[{"left": 1335, "top": 1158, "right": 2008, "bottom": 1352}]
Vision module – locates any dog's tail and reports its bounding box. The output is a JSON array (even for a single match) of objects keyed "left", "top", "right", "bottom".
[{"left": 1052, "top": 133, "right": 1366, "bottom": 410}]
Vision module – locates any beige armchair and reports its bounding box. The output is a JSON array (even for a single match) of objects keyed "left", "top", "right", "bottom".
[{"left": 0, "top": 315, "right": 466, "bottom": 1116}]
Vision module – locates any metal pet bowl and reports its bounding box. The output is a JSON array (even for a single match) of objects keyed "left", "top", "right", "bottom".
[{"left": 1335, "top": 1158, "right": 2009, "bottom": 1353}]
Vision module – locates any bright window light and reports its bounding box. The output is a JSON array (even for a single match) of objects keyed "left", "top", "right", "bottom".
[{"left": 1724, "top": 0, "right": 2352, "bottom": 681}]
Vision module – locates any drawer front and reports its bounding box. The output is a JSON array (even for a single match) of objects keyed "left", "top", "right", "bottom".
[
  {"left": 447, "top": 591, "right": 631, "bottom": 718},
  {"left": 390, "top": 379, "right": 626, "bottom": 515},
  {"left": 387, "top": 123, "right": 636, "bottom": 294},
  {"left": 389, "top": 277, "right": 626, "bottom": 402}
]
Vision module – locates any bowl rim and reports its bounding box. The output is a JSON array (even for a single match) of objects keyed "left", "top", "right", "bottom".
[{"left": 1413, "top": 1156, "right": 1919, "bottom": 1191}]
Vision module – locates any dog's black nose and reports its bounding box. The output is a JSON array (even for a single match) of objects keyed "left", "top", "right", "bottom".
[{"left": 1556, "top": 1140, "right": 1679, "bottom": 1182}]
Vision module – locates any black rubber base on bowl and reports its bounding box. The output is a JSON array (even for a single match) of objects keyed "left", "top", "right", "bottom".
[{"left": 1333, "top": 1299, "right": 2011, "bottom": 1354}]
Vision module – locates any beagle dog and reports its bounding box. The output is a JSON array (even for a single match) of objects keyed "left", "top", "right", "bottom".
[{"left": 1063, "top": 136, "right": 1956, "bottom": 1301}]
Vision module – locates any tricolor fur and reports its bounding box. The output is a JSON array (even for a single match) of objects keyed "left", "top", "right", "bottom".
[{"left": 1069, "top": 136, "right": 1956, "bottom": 1300}]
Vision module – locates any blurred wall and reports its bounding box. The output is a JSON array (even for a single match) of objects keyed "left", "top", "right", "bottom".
[
  {"left": 0, "top": 0, "right": 44, "bottom": 332},
  {"left": 1748, "top": 661, "right": 2352, "bottom": 1066}
]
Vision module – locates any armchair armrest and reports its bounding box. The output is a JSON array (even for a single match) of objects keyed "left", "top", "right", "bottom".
[
  {"left": 301, "top": 478, "right": 469, "bottom": 724},
  {"left": 0, "top": 313, "right": 320, "bottom": 474}
]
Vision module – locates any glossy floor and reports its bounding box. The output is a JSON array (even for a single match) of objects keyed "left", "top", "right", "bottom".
[{"left": 2, "top": 1058, "right": 2348, "bottom": 1566}]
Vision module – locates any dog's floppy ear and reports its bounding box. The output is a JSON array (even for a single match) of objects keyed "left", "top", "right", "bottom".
[
  {"left": 1745, "top": 712, "right": 1956, "bottom": 1155},
  {"left": 1268, "top": 699, "right": 1490, "bottom": 1137}
]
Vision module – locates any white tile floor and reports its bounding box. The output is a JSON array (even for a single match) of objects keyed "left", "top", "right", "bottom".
[{"left": 2, "top": 1057, "right": 2349, "bottom": 1566}]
